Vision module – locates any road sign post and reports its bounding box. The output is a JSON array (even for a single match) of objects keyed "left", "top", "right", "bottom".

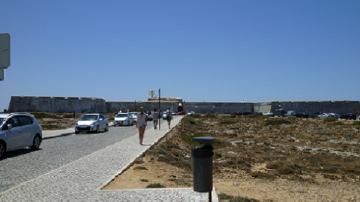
[
  {"left": 0, "top": 33, "right": 10, "bottom": 68},
  {"left": 0, "top": 33, "right": 11, "bottom": 81},
  {"left": 0, "top": 69, "right": 4, "bottom": 81}
]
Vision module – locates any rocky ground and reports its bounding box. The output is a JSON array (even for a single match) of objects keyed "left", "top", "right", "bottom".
[{"left": 105, "top": 114, "right": 360, "bottom": 201}]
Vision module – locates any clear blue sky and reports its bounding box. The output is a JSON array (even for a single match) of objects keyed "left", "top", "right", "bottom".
[{"left": 1, "top": 0, "right": 359, "bottom": 110}]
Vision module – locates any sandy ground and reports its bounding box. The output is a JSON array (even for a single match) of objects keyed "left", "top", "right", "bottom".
[{"left": 104, "top": 115, "right": 360, "bottom": 201}]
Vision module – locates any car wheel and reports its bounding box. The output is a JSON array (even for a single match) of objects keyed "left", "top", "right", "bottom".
[
  {"left": 0, "top": 142, "right": 6, "bottom": 159},
  {"left": 105, "top": 125, "right": 109, "bottom": 132},
  {"left": 95, "top": 125, "right": 99, "bottom": 133},
  {"left": 31, "top": 135, "right": 41, "bottom": 150}
]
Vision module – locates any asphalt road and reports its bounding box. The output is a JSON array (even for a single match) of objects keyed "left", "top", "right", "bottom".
[{"left": 0, "top": 123, "right": 151, "bottom": 193}]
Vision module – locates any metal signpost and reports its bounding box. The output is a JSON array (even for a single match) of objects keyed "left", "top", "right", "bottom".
[
  {"left": 0, "top": 33, "right": 10, "bottom": 81},
  {"left": 158, "top": 88, "right": 161, "bottom": 129},
  {"left": 0, "top": 69, "right": 4, "bottom": 81}
]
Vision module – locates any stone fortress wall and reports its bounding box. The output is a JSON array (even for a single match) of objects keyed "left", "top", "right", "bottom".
[
  {"left": 7, "top": 96, "right": 360, "bottom": 115},
  {"left": 8, "top": 96, "right": 106, "bottom": 113}
]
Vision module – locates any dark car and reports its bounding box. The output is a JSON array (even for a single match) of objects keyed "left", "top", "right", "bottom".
[
  {"left": 340, "top": 113, "right": 357, "bottom": 120},
  {"left": 295, "top": 112, "right": 309, "bottom": 118}
]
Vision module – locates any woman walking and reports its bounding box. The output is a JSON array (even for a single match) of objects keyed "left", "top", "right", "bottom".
[
  {"left": 166, "top": 109, "right": 172, "bottom": 129},
  {"left": 137, "top": 110, "right": 147, "bottom": 145}
]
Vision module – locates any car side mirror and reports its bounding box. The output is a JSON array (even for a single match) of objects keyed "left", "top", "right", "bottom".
[{"left": 7, "top": 124, "right": 12, "bottom": 130}]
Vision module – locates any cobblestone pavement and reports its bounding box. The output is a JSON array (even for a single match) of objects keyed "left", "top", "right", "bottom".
[
  {"left": 0, "top": 124, "right": 137, "bottom": 192},
  {"left": 0, "top": 116, "right": 218, "bottom": 201},
  {"left": 42, "top": 127, "right": 75, "bottom": 139}
]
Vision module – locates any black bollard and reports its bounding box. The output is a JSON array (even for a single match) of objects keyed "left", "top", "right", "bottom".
[{"left": 192, "top": 136, "right": 215, "bottom": 202}]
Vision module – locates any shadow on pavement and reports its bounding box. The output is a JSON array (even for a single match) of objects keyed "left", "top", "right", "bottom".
[{"left": 2, "top": 148, "right": 43, "bottom": 160}]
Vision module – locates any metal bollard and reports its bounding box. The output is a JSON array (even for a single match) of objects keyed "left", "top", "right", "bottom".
[{"left": 192, "top": 136, "right": 214, "bottom": 202}]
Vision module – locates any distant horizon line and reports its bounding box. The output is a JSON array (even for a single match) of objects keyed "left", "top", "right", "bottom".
[{"left": 8, "top": 95, "right": 360, "bottom": 103}]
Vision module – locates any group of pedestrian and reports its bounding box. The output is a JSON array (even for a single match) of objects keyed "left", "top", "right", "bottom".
[{"left": 136, "top": 108, "right": 172, "bottom": 145}]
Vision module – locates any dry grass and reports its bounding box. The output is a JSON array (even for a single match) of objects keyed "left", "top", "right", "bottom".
[{"left": 105, "top": 114, "right": 360, "bottom": 201}]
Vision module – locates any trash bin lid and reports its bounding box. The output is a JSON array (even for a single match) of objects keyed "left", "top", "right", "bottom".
[{"left": 192, "top": 136, "right": 215, "bottom": 143}]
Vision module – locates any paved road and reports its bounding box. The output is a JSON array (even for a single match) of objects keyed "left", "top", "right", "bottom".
[{"left": 0, "top": 123, "right": 150, "bottom": 193}]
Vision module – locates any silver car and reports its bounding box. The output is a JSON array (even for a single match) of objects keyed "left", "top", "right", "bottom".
[
  {"left": 0, "top": 113, "right": 43, "bottom": 159},
  {"left": 114, "top": 113, "right": 133, "bottom": 126},
  {"left": 75, "top": 113, "right": 108, "bottom": 134}
]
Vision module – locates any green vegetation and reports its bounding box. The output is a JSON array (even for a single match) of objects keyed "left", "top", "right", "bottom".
[
  {"left": 230, "top": 196, "right": 259, "bottom": 202},
  {"left": 146, "top": 183, "right": 165, "bottom": 188},
  {"left": 218, "top": 193, "right": 259, "bottom": 202},
  {"left": 32, "top": 112, "right": 59, "bottom": 119},
  {"left": 218, "top": 193, "right": 233, "bottom": 200},
  {"left": 323, "top": 117, "right": 337, "bottom": 122},
  {"left": 219, "top": 117, "right": 239, "bottom": 125},
  {"left": 140, "top": 179, "right": 149, "bottom": 182}
]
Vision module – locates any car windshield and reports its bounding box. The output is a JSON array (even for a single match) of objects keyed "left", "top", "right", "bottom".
[
  {"left": 80, "top": 115, "right": 98, "bottom": 121},
  {"left": 0, "top": 118, "right": 4, "bottom": 125},
  {"left": 116, "top": 113, "right": 128, "bottom": 117}
]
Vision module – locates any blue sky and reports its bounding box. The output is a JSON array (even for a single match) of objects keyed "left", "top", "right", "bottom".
[{"left": 1, "top": 0, "right": 359, "bottom": 110}]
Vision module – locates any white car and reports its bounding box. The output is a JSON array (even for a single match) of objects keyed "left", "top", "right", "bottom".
[
  {"left": 114, "top": 113, "right": 133, "bottom": 126},
  {"left": 75, "top": 113, "right": 108, "bottom": 134},
  {"left": 129, "top": 112, "right": 138, "bottom": 123},
  {"left": 318, "top": 113, "right": 339, "bottom": 119}
]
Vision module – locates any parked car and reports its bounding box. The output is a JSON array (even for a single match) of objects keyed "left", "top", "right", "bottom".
[
  {"left": 285, "top": 111, "right": 296, "bottom": 116},
  {"left": 340, "top": 113, "right": 357, "bottom": 120},
  {"left": 75, "top": 113, "right": 108, "bottom": 134},
  {"left": 318, "top": 113, "right": 339, "bottom": 119},
  {"left": 262, "top": 112, "right": 274, "bottom": 116},
  {"left": 273, "top": 109, "right": 286, "bottom": 117},
  {"left": 114, "top": 113, "right": 133, "bottom": 126},
  {"left": 0, "top": 112, "right": 42, "bottom": 159},
  {"left": 129, "top": 112, "right": 138, "bottom": 123},
  {"left": 146, "top": 112, "right": 153, "bottom": 121},
  {"left": 231, "top": 112, "right": 253, "bottom": 116},
  {"left": 162, "top": 111, "right": 170, "bottom": 119},
  {"left": 295, "top": 112, "right": 310, "bottom": 118}
]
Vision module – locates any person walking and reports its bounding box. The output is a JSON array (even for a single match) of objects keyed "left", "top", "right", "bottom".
[
  {"left": 136, "top": 110, "right": 147, "bottom": 145},
  {"left": 166, "top": 109, "right": 172, "bottom": 129},
  {"left": 152, "top": 108, "right": 159, "bottom": 129}
]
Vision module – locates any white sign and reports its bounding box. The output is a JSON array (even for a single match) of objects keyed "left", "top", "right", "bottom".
[
  {"left": 0, "top": 69, "right": 4, "bottom": 81},
  {"left": 0, "top": 33, "right": 10, "bottom": 68}
]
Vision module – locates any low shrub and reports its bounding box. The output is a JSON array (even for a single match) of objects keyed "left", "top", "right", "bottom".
[
  {"left": 32, "top": 112, "right": 58, "bottom": 119},
  {"left": 323, "top": 117, "right": 337, "bottom": 122},
  {"left": 230, "top": 196, "right": 259, "bottom": 202},
  {"left": 218, "top": 193, "right": 233, "bottom": 200},
  {"left": 218, "top": 193, "right": 259, "bottom": 202},
  {"left": 353, "top": 121, "right": 360, "bottom": 126},
  {"left": 134, "top": 166, "right": 148, "bottom": 170},
  {"left": 146, "top": 183, "right": 165, "bottom": 188},
  {"left": 264, "top": 118, "right": 291, "bottom": 126}
]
